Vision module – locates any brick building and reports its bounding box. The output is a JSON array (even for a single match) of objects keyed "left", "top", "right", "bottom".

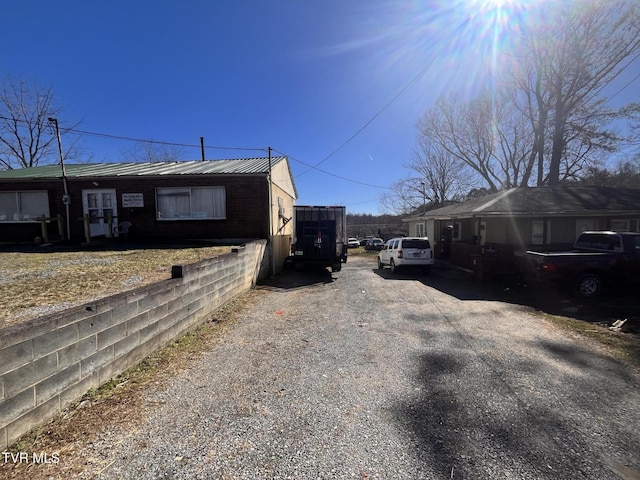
[{"left": 0, "top": 157, "right": 297, "bottom": 270}]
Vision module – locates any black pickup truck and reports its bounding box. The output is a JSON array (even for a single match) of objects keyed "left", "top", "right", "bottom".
[{"left": 525, "top": 231, "right": 640, "bottom": 298}]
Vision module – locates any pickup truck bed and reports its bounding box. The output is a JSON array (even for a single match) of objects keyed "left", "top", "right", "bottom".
[{"left": 524, "top": 231, "right": 640, "bottom": 297}]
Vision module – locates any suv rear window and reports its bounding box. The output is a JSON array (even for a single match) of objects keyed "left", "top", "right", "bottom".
[{"left": 403, "top": 239, "right": 430, "bottom": 249}]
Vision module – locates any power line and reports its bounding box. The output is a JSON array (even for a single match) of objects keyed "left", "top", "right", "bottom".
[
  {"left": 272, "top": 148, "right": 392, "bottom": 190},
  {"left": 67, "top": 127, "right": 267, "bottom": 152},
  {"left": 294, "top": 61, "right": 433, "bottom": 178},
  {"left": 0, "top": 115, "right": 267, "bottom": 153},
  {"left": 1, "top": 113, "right": 392, "bottom": 187}
]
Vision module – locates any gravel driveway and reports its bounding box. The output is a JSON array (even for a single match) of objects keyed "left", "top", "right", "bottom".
[{"left": 76, "top": 256, "right": 640, "bottom": 479}]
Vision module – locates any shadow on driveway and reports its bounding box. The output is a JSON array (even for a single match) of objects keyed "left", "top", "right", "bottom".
[
  {"left": 375, "top": 260, "right": 640, "bottom": 327},
  {"left": 392, "top": 333, "right": 639, "bottom": 479},
  {"left": 258, "top": 266, "right": 337, "bottom": 291}
]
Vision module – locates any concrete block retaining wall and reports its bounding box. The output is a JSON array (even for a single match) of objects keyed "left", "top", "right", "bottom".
[{"left": 0, "top": 240, "right": 267, "bottom": 450}]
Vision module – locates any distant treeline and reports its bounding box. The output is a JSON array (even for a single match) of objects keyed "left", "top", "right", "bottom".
[{"left": 346, "top": 213, "right": 408, "bottom": 239}]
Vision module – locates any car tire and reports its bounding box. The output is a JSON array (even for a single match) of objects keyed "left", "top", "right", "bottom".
[
  {"left": 576, "top": 273, "right": 603, "bottom": 298},
  {"left": 390, "top": 259, "right": 397, "bottom": 273},
  {"left": 377, "top": 258, "right": 383, "bottom": 270}
]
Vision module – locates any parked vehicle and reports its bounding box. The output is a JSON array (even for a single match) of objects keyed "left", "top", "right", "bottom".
[
  {"left": 365, "top": 237, "right": 385, "bottom": 251},
  {"left": 378, "top": 237, "right": 434, "bottom": 274},
  {"left": 360, "top": 238, "right": 370, "bottom": 247},
  {"left": 347, "top": 238, "right": 360, "bottom": 248},
  {"left": 285, "top": 205, "right": 348, "bottom": 272},
  {"left": 524, "top": 231, "right": 640, "bottom": 297}
]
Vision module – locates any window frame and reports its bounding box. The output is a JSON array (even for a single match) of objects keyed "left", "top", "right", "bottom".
[
  {"left": 610, "top": 219, "right": 630, "bottom": 232},
  {"left": 0, "top": 190, "right": 50, "bottom": 222},
  {"left": 155, "top": 186, "right": 226, "bottom": 221},
  {"left": 452, "top": 222, "right": 462, "bottom": 241}
]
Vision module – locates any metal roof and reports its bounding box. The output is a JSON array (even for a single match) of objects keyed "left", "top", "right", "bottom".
[
  {"left": 0, "top": 156, "right": 288, "bottom": 179},
  {"left": 405, "top": 186, "right": 640, "bottom": 220}
]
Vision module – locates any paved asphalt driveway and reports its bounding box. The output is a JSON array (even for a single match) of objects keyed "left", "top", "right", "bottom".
[{"left": 89, "top": 255, "right": 638, "bottom": 479}]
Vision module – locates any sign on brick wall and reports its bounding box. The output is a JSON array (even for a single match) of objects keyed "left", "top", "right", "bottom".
[{"left": 122, "top": 193, "right": 144, "bottom": 208}]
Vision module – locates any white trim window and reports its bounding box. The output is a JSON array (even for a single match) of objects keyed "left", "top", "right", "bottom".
[
  {"left": 610, "top": 219, "right": 630, "bottom": 232},
  {"left": 531, "top": 220, "right": 551, "bottom": 245},
  {"left": 452, "top": 222, "right": 462, "bottom": 241},
  {"left": 415, "top": 222, "right": 425, "bottom": 237},
  {"left": 0, "top": 191, "right": 50, "bottom": 222},
  {"left": 156, "top": 186, "right": 226, "bottom": 220}
]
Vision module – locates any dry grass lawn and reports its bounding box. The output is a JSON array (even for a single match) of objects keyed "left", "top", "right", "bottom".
[{"left": 0, "top": 245, "right": 232, "bottom": 328}]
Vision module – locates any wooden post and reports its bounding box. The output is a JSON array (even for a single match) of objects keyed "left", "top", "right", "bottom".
[
  {"left": 39, "top": 216, "right": 49, "bottom": 243},
  {"left": 83, "top": 214, "right": 91, "bottom": 243},
  {"left": 57, "top": 214, "right": 64, "bottom": 239},
  {"left": 106, "top": 214, "right": 113, "bottom": 238}
]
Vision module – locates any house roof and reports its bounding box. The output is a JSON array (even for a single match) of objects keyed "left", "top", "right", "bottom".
[
  {"left": 0, "top": 156, "right": 288, "bottom": 179},
  {"left": 405, "top": 186, "right": 640, "bottom": 221}
]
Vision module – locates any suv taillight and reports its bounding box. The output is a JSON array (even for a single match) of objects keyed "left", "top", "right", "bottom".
[{"left": 397, "top": 250, "right": 403, "bottom": 258}]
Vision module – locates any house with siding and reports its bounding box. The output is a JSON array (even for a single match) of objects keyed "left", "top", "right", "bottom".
[
  {"left": 0, "top": 156, "right": 297, "bottom": 271},
  {"left": 403, "top": 186, "right": 640, "bottom": 276}
]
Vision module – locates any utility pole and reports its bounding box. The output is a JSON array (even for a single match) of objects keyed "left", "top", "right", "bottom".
[
  {"left": 48, "top": 117, "right": 71, "bottom": 240},
  {"left": 200, "top": 137, "right": 205, "bottom": 161},
  {"left": 268, "top": 147, "right": 275, "bottom": 276}
]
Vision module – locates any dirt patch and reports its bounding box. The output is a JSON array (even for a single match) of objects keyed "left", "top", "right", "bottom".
[{"left": 0, "top": 244, "right": 232, "bottom": 328}]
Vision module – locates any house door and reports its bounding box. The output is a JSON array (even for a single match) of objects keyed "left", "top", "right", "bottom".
[{"left": 82, "top": 190, "right": 117, "bottom": 237}]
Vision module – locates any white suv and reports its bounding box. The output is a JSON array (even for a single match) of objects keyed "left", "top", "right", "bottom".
[{"left": 378, "top": 237, "right": 434, "bottom": 274}]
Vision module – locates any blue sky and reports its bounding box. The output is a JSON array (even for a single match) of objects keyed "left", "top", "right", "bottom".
[{"left": 3, "top": 1, "right": 639, "bottom": 214}]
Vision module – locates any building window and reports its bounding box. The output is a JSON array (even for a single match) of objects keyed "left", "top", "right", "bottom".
[
  {"left": 531, "top": 220, "right": 551, "bottom": 245},
  {"left": 532, "top": 221, "right": 544, "bottom": 245},
  {"left": 576, "top": 219, "right": 598, "bottom": 237},
  {"left": 416, "top": 222, "right": 425, "bottom": 237},
  {"left": 452, "top": 222, "right": 461, "bottom": 241},
  {"left": 156, "top": 186, "right": 226, "bottom": 220},
  {"left": 610, "top": 219, "right": 630, "bottom": 232},
  {"left": 0, "top": 191, "right": 49, "bottom": 222}
]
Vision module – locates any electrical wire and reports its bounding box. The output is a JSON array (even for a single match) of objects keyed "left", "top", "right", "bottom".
[
  {"left": 67, "top": 127, "right": 267, "bottom": 152},
  {"left": 0, "top": 115, "right": 267, "bottom": 153},
  {"left": 1, "top": 113, "right": 391, "bottom": 189},
  {"left": 294, "top": 61, "right": 433, "bottom": 178},
  {"left": 272, "top": 148, "right": 392, "bottom": 190}
]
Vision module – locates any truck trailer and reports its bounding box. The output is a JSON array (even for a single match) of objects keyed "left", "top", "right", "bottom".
[{"left": 285, "top": 205, "right": 347, "bottom": 272}]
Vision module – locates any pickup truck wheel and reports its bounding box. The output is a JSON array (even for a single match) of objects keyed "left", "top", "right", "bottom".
[{"left": 576, "top": 273, "right": 603, "bottom": 298}]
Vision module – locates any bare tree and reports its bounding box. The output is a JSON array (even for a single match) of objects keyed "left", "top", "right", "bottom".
[
  {"left": 409, "top": 134, "right": 474, "bottom": 206},
  {"left": 414, "top": 90, "right": 536, "bottom": 193},
  {"left": 515, "top": 0, "right": 640, "bottom": 185},
  {"left": 120, "top": 141, "right": 184, "bottom": 163},
  {"left": 0, "top": 78, "right": 73, "bottom": 169},
  {"left": 380, "top": 179, "right": 423, "bottom": 215},
  {"left": 419, "top": 95, "right": 500, "bottom": 192}
]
